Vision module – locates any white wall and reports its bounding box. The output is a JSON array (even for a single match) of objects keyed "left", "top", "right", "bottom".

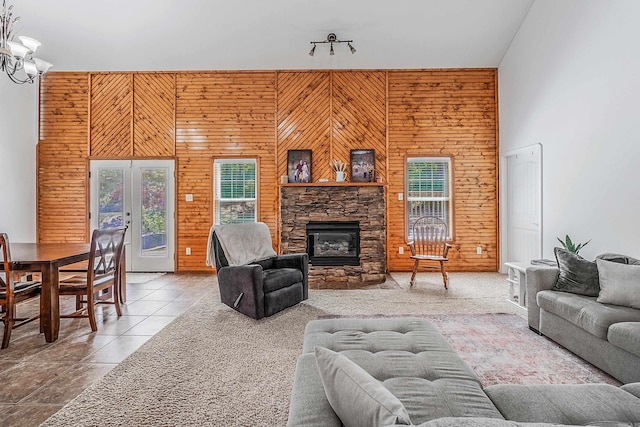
[
  {"left": 499, "top": 0, "right": 640, "bottom": 260},
  {"left": 0, "top": 78, "right": 38, "bottom": 241}
]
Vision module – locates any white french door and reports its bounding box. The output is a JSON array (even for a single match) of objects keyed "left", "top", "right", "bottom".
[
  {"left": 501, "top": 144, "right": 542, "bottom": 270},
  {"left": 90, "top": 160, "right": 175, "bottom": 272}
]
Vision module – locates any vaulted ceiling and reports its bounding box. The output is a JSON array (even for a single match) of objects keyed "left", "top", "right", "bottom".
[{"left": 14, "top": 0, "right": 534, "bottom": 71}]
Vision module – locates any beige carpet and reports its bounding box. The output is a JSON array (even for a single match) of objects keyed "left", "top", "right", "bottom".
[{"left": 41, "top": 273, "right": 533, "bottom": 426}]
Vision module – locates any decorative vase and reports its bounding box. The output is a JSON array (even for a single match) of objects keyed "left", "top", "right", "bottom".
[{"left": 335, "top": 171, "right": 345, "bottom": 182}]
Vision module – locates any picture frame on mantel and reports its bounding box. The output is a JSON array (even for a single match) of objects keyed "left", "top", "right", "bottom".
[
  {"left": 350, "top": 149, "right": 375, "bottom": 182},
  {"left": 287, "top": 150, "right": 312, "bottom": 183}
]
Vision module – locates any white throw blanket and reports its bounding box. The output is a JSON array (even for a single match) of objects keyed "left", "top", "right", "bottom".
[{"left": 206, "top": 222, "right": 277, "bottom": 267}]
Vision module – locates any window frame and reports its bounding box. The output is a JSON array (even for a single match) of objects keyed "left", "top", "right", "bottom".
[
  {"left": 405, "top": 156, "right": 454, "bottom": 241},
  {"left": 213, "top": 157, "right": 259, "bottom": 225}
]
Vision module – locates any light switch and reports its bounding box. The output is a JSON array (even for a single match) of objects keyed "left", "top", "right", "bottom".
[
  {"left": 398, "top": 192, "right": 404, "bottom": 201},
  {"left": 185, "top": 194, "right": 193, "bottom": 202}
]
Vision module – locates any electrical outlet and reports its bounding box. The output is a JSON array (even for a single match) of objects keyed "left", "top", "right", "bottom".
[
  {"left": 185, "top": 194, "right": 194, "bottom": 202},
  {"left": 476, "top": 246, "right": 482, "bottom": 255},
  {"left": 399, "top": 246, "right": 404, "bottom": 255},
  {"left": 186, "top": 247, "right": 191, "bottom": 255}
]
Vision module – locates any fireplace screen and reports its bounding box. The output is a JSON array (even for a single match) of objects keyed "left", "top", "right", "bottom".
[{"left": 306, "top": 221, "right": 360, "bottom": 266}]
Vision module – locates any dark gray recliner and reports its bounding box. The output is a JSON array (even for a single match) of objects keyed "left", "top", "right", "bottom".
[{"left": 212, "top": 231, "right": 308, "bottom": 320}]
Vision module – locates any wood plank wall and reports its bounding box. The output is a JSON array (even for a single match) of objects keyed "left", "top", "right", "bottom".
[
  {"left": 387, "top": 70, "right": 498, "bottom": 271},
  {"left": 176, "top": 72, "right": 277, "bottom": 271},
  {"left": 38, "top": 69, "right": 498, "bottom": 272},
  {"left": 38, "top": 72, "right": 89, "bottom": 242},
  {"left": 277, "top": 72, "right": 332, "bottom": 181},
  {"left": 90, "top": 73, "right": 133, "bottom": 157},
  {"left": 133, "top": 74, "right": 176, "bottom": 157},
  {"left": 332, "top": 71, "right": 387, "bottom": 182},
  {"left": 276, "top": 71, "right": 387, "bottom": 182}
]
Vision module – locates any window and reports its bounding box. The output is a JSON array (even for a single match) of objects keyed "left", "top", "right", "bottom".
[
  {"left": 214, "top": 159, "right": 257, "bottom": 225},
  {"left": 406, "top": 157, "right": 452, "bottom": 239}
]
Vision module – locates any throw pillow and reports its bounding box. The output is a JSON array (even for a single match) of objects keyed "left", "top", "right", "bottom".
[
  {"left": 314, "top": 346, "right": 411, "bottom": 427},
  {"left": 553, "top": 247, "right": 600, "bottom": 297},
  {"left": 596, "top": 259, "right": 640, "bottom": 309},
  {"left": 597, "top": 253, "right": 640, "bottom": 266}
]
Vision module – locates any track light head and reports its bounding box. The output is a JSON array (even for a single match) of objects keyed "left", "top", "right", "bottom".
[{"left": 308, "top": 33, "right": 356, "bottom": 56}]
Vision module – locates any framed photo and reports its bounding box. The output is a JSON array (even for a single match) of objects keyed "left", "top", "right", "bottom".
[
  {"left": 350, "top": 149, "right": 375, "bottom": 182},
  {"left": 287, "top": 150, "right": 312, "bottom": 183}
]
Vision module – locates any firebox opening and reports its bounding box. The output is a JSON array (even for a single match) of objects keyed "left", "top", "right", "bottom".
[{"left": 306, "top": 221, "right": 360, "bottom": 266}]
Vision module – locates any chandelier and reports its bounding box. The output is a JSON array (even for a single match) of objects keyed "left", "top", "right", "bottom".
[
  {"left": 309, "top": 33, "right": 356, "bottom": 56},
  {"left": 0, "top": 0, "right": 52, "bottom": 84}
]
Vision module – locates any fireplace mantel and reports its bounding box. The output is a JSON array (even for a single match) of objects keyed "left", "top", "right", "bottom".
[
  {"left": 279, "top": 185, "right": 386, "bottom": 289},
  {"left": 279, "top": 182, "right": 384, "bottom": 188}
]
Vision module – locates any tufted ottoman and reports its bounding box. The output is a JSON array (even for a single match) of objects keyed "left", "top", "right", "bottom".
[{"left": 287, "top": 317, "right": 504, "bottom": 426}]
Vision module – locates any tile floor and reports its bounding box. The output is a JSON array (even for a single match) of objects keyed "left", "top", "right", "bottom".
[{"left": 0, "top": 272, "right": 213, "bottom": 427}]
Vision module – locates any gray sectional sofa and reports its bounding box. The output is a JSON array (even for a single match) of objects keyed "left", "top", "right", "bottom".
[
  {"left": 526, "top": 255, "right": 640, "bottom": 384},
  {"left": 287, "top": 317, "right": 640, "bottom": 426}
]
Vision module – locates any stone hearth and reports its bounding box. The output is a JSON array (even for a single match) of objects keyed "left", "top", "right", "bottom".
[{"left": 280, "top": 184, "right": 386, "bottom": 289}]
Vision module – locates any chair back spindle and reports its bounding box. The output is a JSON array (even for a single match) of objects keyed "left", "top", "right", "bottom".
[
  {"left": 0, "top": 233, "right": 42, "bottom": 348},
  {"left": 59, "top": 226, "right": 127, "bottom": 332},
  {"left": 413, "top": 217, "right": 448, "bottom": 258},
  {"left": 407, "top": 217, "right": 451, "bottom": 289}
]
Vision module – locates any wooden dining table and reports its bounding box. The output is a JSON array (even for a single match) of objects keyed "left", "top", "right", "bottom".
[{"left": 3, "top": 242, "right": 91, "bottom": 343}]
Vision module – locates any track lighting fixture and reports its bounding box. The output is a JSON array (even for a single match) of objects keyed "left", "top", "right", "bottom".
[{"left": 309, "top": 33, "right": 356, "bottom": 57}]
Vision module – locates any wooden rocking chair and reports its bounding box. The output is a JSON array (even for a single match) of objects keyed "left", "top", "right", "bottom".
[{"left": 407, "top": 216, "right": 452, "bottom": 288}]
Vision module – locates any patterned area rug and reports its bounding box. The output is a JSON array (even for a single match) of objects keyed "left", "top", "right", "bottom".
[
  {"left": 319, "top": 313, "right": 619, "bottom": 386},
  {"left": 42, "top": 295, "right": 618, "bottom": 426},
  {"left": 426, "top": 313, "right": 619, "bottom": 386}
]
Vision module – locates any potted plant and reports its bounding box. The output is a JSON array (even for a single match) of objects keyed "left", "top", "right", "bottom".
[{"left": 556, "top": 235, "right": 591, "bottom": 254}]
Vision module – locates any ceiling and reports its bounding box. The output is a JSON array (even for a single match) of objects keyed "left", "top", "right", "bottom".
[{"left": 14, "top": 0, "right": 534, "bottom": 72}]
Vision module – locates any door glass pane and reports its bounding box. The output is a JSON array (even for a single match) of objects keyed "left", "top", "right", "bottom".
[
  {"left": 98, "top": 168, "right": 125, "bottom": 229},
  {"left": 140, "top": 168, "right": 167, "bottom": 257}
]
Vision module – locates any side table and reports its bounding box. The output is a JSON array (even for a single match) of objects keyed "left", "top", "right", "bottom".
[{"left": 504, "top": 261, "right": 528, "bottom": 310}]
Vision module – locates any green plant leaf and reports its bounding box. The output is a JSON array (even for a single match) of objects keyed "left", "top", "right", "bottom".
[
  {"left": 566, "top": 235, "right": 573, "bottom": 249},
  {"left": 556, "top": 235, "right": 591, "bottom": 254}
]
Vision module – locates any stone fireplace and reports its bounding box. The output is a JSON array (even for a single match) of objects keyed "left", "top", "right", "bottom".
[
  {"left": 306, "top": 221, "right": 360, "bottom": 266},
  {"left": 280, "top": 184, "right": 386, "bottom": 289}
]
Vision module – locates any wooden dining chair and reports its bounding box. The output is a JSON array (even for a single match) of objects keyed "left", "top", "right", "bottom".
[
  {"left": 407, "top": 216, "right": 453, "bottom": 289},
  {"left": 59, "top": 226, "right": 127, "bottom": 331},
  {"left": 0, "top": 233, "right": 42, "bottom": 349}
]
